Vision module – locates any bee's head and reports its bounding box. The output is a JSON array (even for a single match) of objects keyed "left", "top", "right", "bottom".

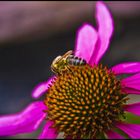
[
  {"left": 51, "top": 56, "right": 62, "bottom": 74},
  {"left": 52, "top": 56, "right": 61, "bottom": 66}
]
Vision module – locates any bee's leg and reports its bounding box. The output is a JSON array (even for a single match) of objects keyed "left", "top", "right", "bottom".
[
  {"left": 58, "top": 70, "right": 63, "bottom": 75},
  {"left": 57, "top": 72, "right": 61, "bottom": 76},
  {"left": 67, "top": 65, "right": 74, "bottom": 75},
  {"left": 54, "top": 69, "right": 62, "bottom": 76}
]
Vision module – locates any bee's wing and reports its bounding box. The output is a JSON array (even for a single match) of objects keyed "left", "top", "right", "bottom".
[
  {"left": 52, "top": 50, "right": 73, "bottom": 66},
  {"left": 62, "top": 50, "right": 73, "bottom": 59}
]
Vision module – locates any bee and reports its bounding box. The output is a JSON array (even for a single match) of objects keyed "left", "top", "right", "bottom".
[{"left": 51, "top": 50, "right": 86, "bottom": 75}]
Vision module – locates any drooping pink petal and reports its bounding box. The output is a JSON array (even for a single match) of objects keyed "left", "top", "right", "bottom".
[
  {"left": 0, "top": 101, "right": 46, "bottom": 136},
  {"left": 116, "top": 122, "right": 140, "bottom": 139},
  {"left": 111, "top": 62, "right": 140, "bottom": 75},
  {"left": 122, "top": 87, "right": 140, "bottom": 95},
  {"left": 89, "top": 1, "right": 114, "bottom": 65},
  {"left": 74, "top": 24, "right": 98, "bottom": 64},
  {"left": 32, "top": 76, "right": 56, "bottom": 99},
  {"left": 124, "top": 102, "right": 140, "bottom": 116},
  {"left": 121, "top": 73, "right": 140, "bottom": 91},
  {"left": 106, "top": 130, "right": 124, "bottom": 139},
  {"left": 39, "top": 120, "right": 58, "bottom": 139}
]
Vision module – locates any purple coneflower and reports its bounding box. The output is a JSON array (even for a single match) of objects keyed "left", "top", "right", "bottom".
[{"left": 1, "top": 2, "right": 140, "bottom": 139}]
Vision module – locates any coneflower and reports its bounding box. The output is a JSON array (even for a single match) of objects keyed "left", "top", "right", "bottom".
[{"left": 0, "top": 2, "right": 140, "bottom": 139}]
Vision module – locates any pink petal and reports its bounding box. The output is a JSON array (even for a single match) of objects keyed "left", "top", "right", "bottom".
[
  {"left": 116, "top": 122, "right": 140, "bottom": 139},
  {"left": 124, "top": 102, "right": 140, "bottom": 116},
  {"left": 39, "top": 120, "right": 58, "bottom": 139},
  {"left": 111, "top": 62, "right": 140, "bottom": 75},
  {"left": 74, "top": 24, "right": 98, "bottom": 64},
  {"left": 32, "top": 76, "right": 56, "bottom": 99},
  {"left": 89, "top": 1, "right": 114, "bottom": 65},
  {"left": 121, "top": 73, "right": 140, "bottom": 91},
  {"left": 122, "top": 87, "right": 140, "bottom": 95},
  {"left": 106, "top": 130, "right": 124, "bottom": 139},
  {"left": 0, "top": 101, "right": 46, "bottom": 136}
]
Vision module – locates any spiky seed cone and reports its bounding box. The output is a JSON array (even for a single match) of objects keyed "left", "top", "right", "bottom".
[{"left": 44, "top": 64, "right": 128, "bottom": 139}]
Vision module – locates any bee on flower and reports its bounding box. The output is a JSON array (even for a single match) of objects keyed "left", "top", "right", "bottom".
[
  {"left": 1, "top": 2, "right": 140, "bottom": 139},
  {"left": 51, "top": 50, "right": 86, "bottom": 75}
]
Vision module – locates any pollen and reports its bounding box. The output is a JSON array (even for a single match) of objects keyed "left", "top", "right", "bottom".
[{"left": 44, "top": 64, "right": 128, "bottom": 139}]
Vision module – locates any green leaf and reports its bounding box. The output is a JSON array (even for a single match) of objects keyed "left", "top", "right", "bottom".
[{"left": 124, "top": 112, "right": 140, "bottom": 124}]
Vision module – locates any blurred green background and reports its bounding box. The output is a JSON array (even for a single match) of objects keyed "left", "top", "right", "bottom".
[{"left": 0, "top": 1, "right": 140, "bottom": 139}]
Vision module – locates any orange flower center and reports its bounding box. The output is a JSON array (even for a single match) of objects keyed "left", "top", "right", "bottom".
[{"left": 44, "top": 64, "right": 128, "bottom": 139}]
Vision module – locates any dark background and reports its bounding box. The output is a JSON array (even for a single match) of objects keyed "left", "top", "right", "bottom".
[{"left": 0, "top": 1, "right": 140, "bottom": 138}]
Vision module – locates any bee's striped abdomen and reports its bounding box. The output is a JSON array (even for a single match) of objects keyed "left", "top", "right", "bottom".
[{"left": 67, "top": 55, "right": 86, "bottom": 66}]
